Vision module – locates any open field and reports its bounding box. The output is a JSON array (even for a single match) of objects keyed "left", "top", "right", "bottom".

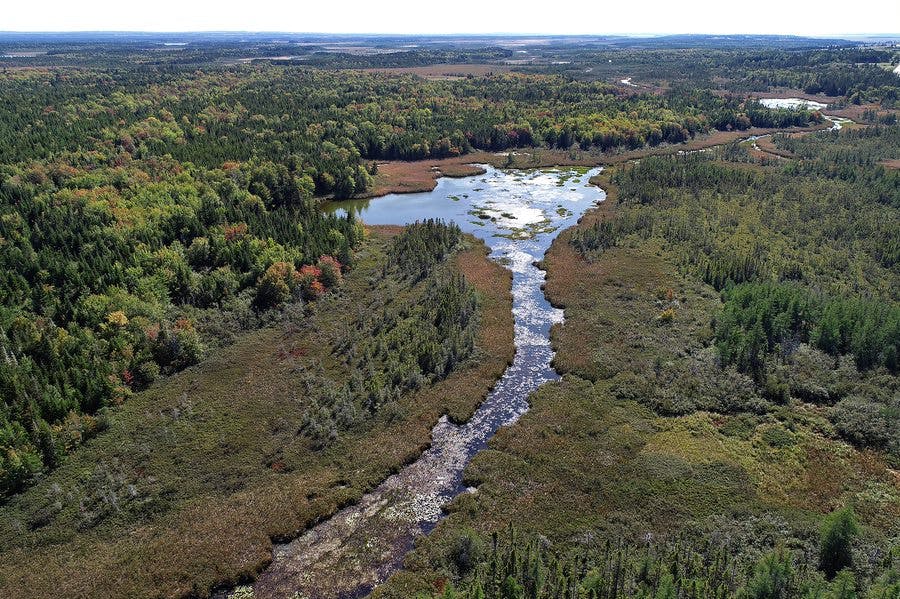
[
  {"left": 825, "top": 103, "right": 900, "bottom": 122},
  {"left": 0, "top": 230, "right": 514, "bottom": 599}
]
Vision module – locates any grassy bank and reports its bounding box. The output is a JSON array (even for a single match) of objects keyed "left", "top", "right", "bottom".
[{"left": 0, "top": 228, "right": 514, "bottom": 598}]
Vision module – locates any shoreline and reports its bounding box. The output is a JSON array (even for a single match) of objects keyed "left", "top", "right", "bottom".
[{"left": 347, "top": 122, "right": 834, "bottom": 203}]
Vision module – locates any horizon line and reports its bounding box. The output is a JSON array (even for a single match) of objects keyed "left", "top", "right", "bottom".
[{"left": 1, "top": 30, "right": 899, "bottom": 38}]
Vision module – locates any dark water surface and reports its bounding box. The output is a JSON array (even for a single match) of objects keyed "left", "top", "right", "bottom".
[{"left": 224, "top": 165, "right": 605, "bottom": 599}]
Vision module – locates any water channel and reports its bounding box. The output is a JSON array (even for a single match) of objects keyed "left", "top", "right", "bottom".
[
  {"left": 223, "top": 165, "right": 605, "bottom": 598},
  {"left": 225, "top": 102, "right": 847, "bottom": 597}
]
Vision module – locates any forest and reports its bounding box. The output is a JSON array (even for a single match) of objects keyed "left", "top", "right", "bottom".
[
  {"left": 0, "top": 53, "right": 836, "bottom": 496},
  {"left": 0, "top": 151, "right": 361, "bottom": 494},
  {"left": 0, "top": 66, "right": 817, "bottom": 171},
  {"left": 530, "top": 46, "right": 899, "bottom": 106},
  {"left": 419, "top": 514, "right": 898, "bottom": 599},
  {"left": 0, "top": 32, "right": 897, "bottom": 599}
]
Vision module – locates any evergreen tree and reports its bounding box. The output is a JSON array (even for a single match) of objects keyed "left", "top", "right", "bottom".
[{"left": 819, "top": 507, "right": 859, "bottom": 580}]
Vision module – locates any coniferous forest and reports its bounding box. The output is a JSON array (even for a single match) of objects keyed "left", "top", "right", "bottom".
[{"left": 0, "top": 40, "right": 838, "bottom": 497}]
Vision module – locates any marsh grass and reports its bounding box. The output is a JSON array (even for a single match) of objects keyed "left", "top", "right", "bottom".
[
  {"left": 0, "top": 229, "right": 514, "bottom": 599},
  {"left": 375, "top": 159, "right": 900, "bottom": 598}
]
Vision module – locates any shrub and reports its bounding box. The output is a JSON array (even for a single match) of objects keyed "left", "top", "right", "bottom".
[
  {"left": 152, "top": 320, "right": 204, "bottom": 373},
  {"left": 132, "top": 360, "right": 160, "bottom": 389},
  {"left": 831, "top": 396, "right": 900, "bottom": 457},
  {"left": 316, "top": 255, "right": 343, "bottom": 288},
  {"left": 761, "top": 425, "right": 795, "bottom": 449},
  {"left": 447, "top": 529, "right": 486, "bottom": 576},
  {"left": 829, "top": 569, "right": 858, "bottom": 599},
  {"left": 657, "top": 307, "right": 676, "bottom": 324},
  {"left": 255, "top": 261, "right": 302, "bottom": 309}
]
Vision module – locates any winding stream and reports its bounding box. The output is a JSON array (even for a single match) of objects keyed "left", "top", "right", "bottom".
[
  {"left": 222, "top": 107, "right": 855, "bottom": 597},
  {"left": 222, "top": 165, "right": 604, "bottom": 598},
  {"left": 689, "top": 98, "right": 853, "bottom": 157}
]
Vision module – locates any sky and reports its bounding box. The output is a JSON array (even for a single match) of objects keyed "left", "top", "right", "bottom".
[{"left": 1, "top": 0, "right": 897, "bottom": 36}]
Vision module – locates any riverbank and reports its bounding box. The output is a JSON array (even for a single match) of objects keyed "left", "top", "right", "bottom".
[
  {"left": 233, "top": 165, "right": 605, "bottom": 598},
  {"left": 0, "top": 230, "right": 514, "bottom": 599},
  {"left": 356, "top": 149, "right": 605, "bottom": 199}
]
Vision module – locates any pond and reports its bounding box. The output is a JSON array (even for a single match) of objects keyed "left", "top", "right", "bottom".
[
  {"left": 759, "top": 97, "right": 828, "bottom": 111},
  {"left": 223, "top": 165, "right": 605, "bottom": 598}
]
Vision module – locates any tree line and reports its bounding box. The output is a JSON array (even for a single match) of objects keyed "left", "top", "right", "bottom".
[{"left": 430, "top": 507, "right": 896, "bottom": 598}]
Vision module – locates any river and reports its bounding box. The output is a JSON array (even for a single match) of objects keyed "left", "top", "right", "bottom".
[{"left": 220, "top": 165, "right": 605, "bottom": 598}]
